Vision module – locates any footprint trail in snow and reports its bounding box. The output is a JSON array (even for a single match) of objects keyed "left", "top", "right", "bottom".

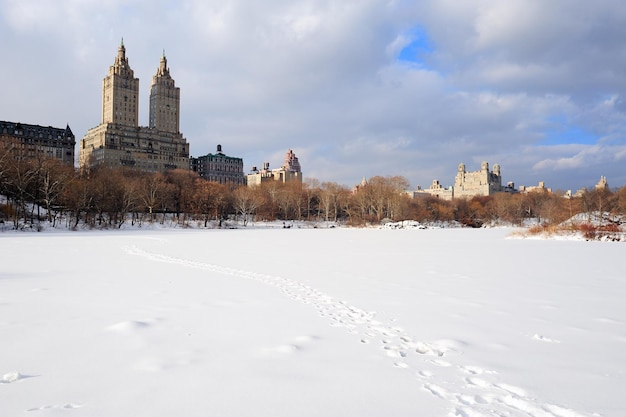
[{"left": 125, "top": 245, "right": 591, "bottom": 417}]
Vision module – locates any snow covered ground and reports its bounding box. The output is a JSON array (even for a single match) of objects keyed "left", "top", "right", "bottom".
[{"left": 1, "top": 227, "right": 625, "bottom": 416}]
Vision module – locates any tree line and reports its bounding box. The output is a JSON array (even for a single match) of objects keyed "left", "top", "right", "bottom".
[{"left": 1, "top": 153, "right": 625, "bottom": 230}]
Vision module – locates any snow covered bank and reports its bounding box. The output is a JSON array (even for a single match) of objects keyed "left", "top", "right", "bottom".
[{"left": 1, "top": 228, "right": 624, "bottom": 416}]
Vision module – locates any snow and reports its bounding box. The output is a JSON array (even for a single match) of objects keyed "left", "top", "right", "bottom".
[{"left": 1, "top": 227, "right": 625, "bottom": 416}]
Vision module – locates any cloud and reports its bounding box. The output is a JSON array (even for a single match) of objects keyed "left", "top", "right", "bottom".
[
  {"left": 1, "top": 0, "right": 625, "bottom": 192},
  {"left": 418, "top": 0, "right": 626, "bottom": 96},
  {"left": 529, "top": 143, "right": 626, "bottom": 188}
]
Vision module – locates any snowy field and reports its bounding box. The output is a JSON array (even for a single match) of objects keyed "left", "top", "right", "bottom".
[{"left": 1, "top": 227, "right": 625, "bottom": 417}]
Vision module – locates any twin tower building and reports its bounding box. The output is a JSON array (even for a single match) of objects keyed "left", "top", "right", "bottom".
[
  {"left": 80, "top": 40, "right": 301, "bottom": 187},
  {"left": 79, "top": 40, "right": 189, "bottom": 172}
]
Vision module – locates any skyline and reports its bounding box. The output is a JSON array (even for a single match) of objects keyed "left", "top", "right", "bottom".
[{"left": 1, "top": 1, "right": 625, "bottom": 191}]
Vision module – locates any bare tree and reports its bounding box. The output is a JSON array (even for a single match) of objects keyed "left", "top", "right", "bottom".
[
  {"left": 301, "top": 178, "right": 320, "bottom": 221},
  {"left": 233, "top": 186, "right": 259, "bottom": 226},
  {"left": 115, "top": 172, "right": 139, "bottom": 227},
  {"left": 347, "top": 183, "right": 374, "bottom": 224},
  {"left": 164, "top": 169, "right": 199, "bottom": 225},
  {"left": 349, "top": 176, "right": 410, "bottom": 222},
  {"left": 0, "top": 141, "right": 14, "bottom": 199},
  {"left": 289, "top": 182, "right": 306, "bottom": 221},
  {"left": 38, "top": 158, "right": 74, "bottom": 227},
  {"left": 254, "top": 181, "right": 280, "bottom": 220},
  {"left": 191, "top": 179, "right": 230, "bottom": 227},
  {"left": 319, "top": 182, "right": 348, "bottom": 222},
  {"left": 276, "top": 182, "right": 303, "bottom": 220},
  {"left": 61, "top": 175, "right": 94, "bottom": 229},
  {"left": 384, "top": 176, "right": 411, "bottom": 221},
  {"left": 615, "top": 185, "right": 626, "bottom": 216},
  {"left": 5, "top": 158, "right": 37, "bottom": 228},
  {"left": 211, "top": 182, "right": 231, "bottom": 227},
  {"left": 140, "top": 173, "right": 167, "bottom": 223}
]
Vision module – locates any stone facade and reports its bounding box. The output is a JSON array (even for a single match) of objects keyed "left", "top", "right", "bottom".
[
  {"left": 150, "top": 52, "right": 180, "bottom": 133},
  {"left": 247, "top": 149, "right": 303, "bottom": 187},
  {"left": 1, "top": 121, "right": 75, "bottom": 164},
  {"left": 414, "top": 179, "right": 454, "bottom": 200},
  {"left": 519, "top": 181, "right": 551, "bottom": 194},
  {"left": 595, "top": 176, "right": 608, "bottom": 190},
  {"left": 453, "top": 161, "right": 504, "bottom": 198},
  {"left": 80, "top": 40, "right": 189, "bottom": 172},
  {"left": 190, "top": 145, "right": 245, "bottom": 187}
]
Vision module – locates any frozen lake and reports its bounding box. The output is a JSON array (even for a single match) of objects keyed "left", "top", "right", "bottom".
[{"left": 1, "top": 227, "right": 625, "bottom": 416}]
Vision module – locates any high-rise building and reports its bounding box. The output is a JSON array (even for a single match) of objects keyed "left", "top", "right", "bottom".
[
  {"left": 101, "top": 40, "right": 139, "bottom": 127},
  {"left": 79, "top": 40, "right": 189, "bottom": 172},
  {"left": 149, "top": 52, "right": 180, "bottom": 133}
]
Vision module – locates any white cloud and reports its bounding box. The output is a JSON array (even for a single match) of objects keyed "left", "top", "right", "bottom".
[
  {"left": 0, "top": 0, "right": 625, "bottom": 191},
  {"left": 546, "top": 143, "right": 626, "bottom": 168}
]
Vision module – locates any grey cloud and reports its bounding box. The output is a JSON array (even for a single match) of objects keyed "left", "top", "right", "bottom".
[{"left": 1, "top": 0, "right": 624, "bottom": 192}]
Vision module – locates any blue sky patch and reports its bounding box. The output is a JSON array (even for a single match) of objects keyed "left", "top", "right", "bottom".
[
  {"left": 398, "top": 26, "right": 434, "bottom": 64},
  {"left": 542, "top": 125, "right": 598, "bottom": 146}
]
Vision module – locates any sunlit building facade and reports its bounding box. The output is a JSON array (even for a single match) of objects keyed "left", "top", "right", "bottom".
[{"left": 79, "top": 40, "right": 189, "bottom": 172}]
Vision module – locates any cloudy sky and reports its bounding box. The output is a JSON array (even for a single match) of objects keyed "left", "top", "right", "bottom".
[{"left": 1, "top": 0, "right": 625, "bottom": 191}]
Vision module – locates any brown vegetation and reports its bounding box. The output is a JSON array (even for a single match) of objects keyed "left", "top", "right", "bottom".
[
  {"left": 524, "top": 221, "right": 624, "bottom": 241},
  {"left": 1, "top": 153, "right": 625, "bottom": 232}
]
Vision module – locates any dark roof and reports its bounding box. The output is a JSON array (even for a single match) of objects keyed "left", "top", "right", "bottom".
[
  {"left": 191, "top": 153, "right": 243, "bottom": 162},
  {"left": 1, "top": 120, "right": 75, "bottom": 140}
]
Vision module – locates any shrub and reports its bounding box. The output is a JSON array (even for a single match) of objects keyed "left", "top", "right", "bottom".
[
  {"left": 572, "top": 223, "right": 623, "bottom": 241},
  {"left": 599, "top": 223, "right": 621, "bottom": 233},
  {"left": 525, "top": 223, "right": 560, "bottom": 236},
  {"left": 578, "top": 223, "right": 597, "bottom": 240}
]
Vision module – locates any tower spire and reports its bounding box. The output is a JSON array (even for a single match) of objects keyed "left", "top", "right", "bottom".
[
  {"left": 116, "top": 37, "right": 127, "bottom": 65},
  {"left": 157, "top": 49, "right": 169, "bottom": 76}
]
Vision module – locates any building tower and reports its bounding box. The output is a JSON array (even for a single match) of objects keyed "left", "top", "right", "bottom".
[
  {"left": 282, "top": 149, "right": 301, "bottom": 172},
  {"left": 453, "top": 161, "right": 503, "bottom": 198},
  {"left": 102, "top": 38, "right": 139, "bottom": 127},
  {"left": 595, "top": 176, "right": 609, "bottom": 190},
  {"left": 80, "top": 41, "right": 189, "bottom": 172},
  {"left": 247, "top": 149, "right": 303, "bottom": 187},
  {"left": 149, "top": 51, "right": 180, "bottom": 133}
]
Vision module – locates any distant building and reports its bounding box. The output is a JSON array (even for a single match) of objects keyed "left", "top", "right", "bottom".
[
  {"left": 595, "top": 176, "right": 609, "bottom": 190},
  {"left": 567, "top": 176, "right": 610, "bottom": 198},
  {"left": 570, "top": 187, "right": 587, "bottom": 198},
  {"left": 413, "top": 179, "right": 454, "bottom": 200},
  {"left": 247, "top": 149, "right": 303, "bottom": 187},
  {"left": 1, "top": 120, "right": 75, "bottom": 164},
  {"left": 353, "top": 177, "right": 368, "bottom": 194},
  {"left": 519, "top": 181, "right": 551, "bottom": 194},
  {"left": 453, "top": 161, "right": 505, "bottom": 198},
  {"left": 79, "top": 40, "right": 189, "bottom": 173},
  {"left": 190, "top": 145, "right": 245, "bottom": 187},
  {"left": 409, "top": 161, "right": 516, "bottom": 201}
]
